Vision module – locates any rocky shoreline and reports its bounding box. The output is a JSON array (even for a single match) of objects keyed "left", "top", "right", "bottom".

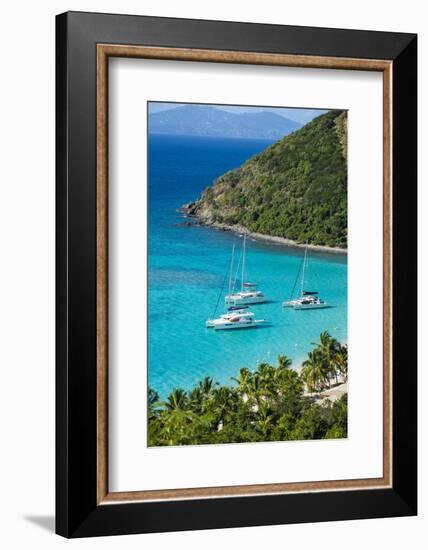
[{"left": 179, "top": 202, "right": 347, "bottom": 255}]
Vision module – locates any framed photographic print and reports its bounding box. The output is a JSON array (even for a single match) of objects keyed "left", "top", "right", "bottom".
[{"left": 56, "top": 11, "right": 417, "bottom": 538}]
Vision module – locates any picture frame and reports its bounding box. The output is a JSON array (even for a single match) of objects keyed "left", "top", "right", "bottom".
[{"left": 56, "top": 11, "right": 417, "bottom": 538}]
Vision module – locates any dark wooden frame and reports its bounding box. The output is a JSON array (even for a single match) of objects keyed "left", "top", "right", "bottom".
[{"left": 56, "top": 11, "right": 417, "bottom": 538}]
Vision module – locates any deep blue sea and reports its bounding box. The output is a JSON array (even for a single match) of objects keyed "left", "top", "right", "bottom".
[{"left": 148, "top": 135, "right": 347, "bottom": 398}]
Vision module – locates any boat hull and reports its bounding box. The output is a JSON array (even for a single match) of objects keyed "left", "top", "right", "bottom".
[
  {"left": 225, "top": 295, "right": 267, "bottom": 305},
  {"left": 206, "top": 313, "right": 254, "bottom": 328},
  {"left": 214, "top": 320, "right": 266, "bottom": 330},
  {"left": 283, "top": 298, "right": 328, "bottom": 309},
  {"left": 293, "top": 302, "right": 328, "bottom": 310}
]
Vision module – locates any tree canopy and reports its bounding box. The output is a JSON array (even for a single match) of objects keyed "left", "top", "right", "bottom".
[{"left": 148, "top": 332, "right": 348, "bottom": 446}]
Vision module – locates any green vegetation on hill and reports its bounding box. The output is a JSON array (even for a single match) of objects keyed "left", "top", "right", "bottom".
[
  {"left": 185, "top": 110, "right": 348, "bottom": 248},
  {"left": 148, "top": 332, "right": 348, "bottom": 447}
]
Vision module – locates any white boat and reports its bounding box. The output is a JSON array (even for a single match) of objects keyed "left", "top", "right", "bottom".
[
  {"left": 225, "top": 235, "right": 267, "bottom": 305},
  {"left": 293, "top": 295, "right": 327, "bottom": 309},
  {"left": 213, "top": 315, "right": 267, "bottom": 330},
  {"left": 206, "top": 241, "right": 269, "bottom": 329},
  {"left": 282, "top": 245, "right": 328, "bottom": 310},
  {"left": 206, "top": 310, "right": 254, "bottom": 328},
  {"left": 225, "top": 290, "right": 267, "bottom": 305},
  {"left": 205, "top": 248, "right": 259, "bottom": 327}
]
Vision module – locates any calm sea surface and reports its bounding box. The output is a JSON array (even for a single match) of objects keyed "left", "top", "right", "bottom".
[{"left": 148, "top": 135, "right": 347, "bottom": 398}]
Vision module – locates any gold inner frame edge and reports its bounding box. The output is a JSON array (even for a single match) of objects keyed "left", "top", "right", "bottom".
[{"left": 96, "top": 44, "right": 393, "bottom": 504}]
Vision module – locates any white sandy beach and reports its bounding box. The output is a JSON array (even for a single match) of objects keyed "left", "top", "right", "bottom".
[{"left": 318, "top": 382, "right": 348, "bottom": 402}]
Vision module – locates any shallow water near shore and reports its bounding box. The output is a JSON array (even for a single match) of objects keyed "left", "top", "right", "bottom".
[{"left": 148, "top": 134, "right": 347, "bottom": 398}]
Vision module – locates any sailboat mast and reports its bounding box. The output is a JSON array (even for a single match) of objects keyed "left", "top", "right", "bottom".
[
  {"left": 228, "top": 242, "right": 235, "bottom": 297},
  {"left": 301, "top": 244, "right": 308, "bottom": 296},
  {"left": 241, "top": 234, "right": 246, "bottom": 292}
]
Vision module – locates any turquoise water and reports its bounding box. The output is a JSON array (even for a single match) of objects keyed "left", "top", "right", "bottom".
[{"left": 148, "top": 135, "right": 347, "bottom": 398}]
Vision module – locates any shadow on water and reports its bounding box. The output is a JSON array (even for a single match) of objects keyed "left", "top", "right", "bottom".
[
  {"left": 24, "top": 515, "right": 55, "bottom": 533},
  {"left": 211, "top": 325, "right": 274, "bottom": 332},
  {"left": 289, "top": 305, "right": 336, "bottom": 311}
]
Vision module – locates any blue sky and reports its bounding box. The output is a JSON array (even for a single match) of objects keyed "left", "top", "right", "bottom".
[{"left": 148, "top": 102, "right": 327, "bottom": 124}]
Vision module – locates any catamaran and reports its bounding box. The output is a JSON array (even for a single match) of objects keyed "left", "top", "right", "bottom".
[
  {"left": 283, "top": 244, "right": 328, "bottom": 310},
  {"left": 205, "top": 242, "right": 268, "bottom": 329},
  {"left": 224, "top": 234, "right": 267, "bottom": 305},
  {"left": 213, "top": 315, "right": 267, "bottom": 330},
  {"left": 205, "top": 307, "right": 255, "bottom": 328},
  {"left": 206, "top": 242, "right": 238, "bottom": 327}
]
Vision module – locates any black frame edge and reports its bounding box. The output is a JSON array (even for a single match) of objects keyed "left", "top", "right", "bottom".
[
  {"left": 391, "top": 35, "right": 418, "bottom": 515},
  {"left": 55, "top": 11, "right": 418, "bottom": 538},
  {"left": 55, "top": 11, "right": 69, "bottom": 538},
  {"left": 56, "top": 10, "right": 100, "bottom": 538},
  {"left": 71, "top": 489, "right": 415, "bottom": 538},
  {"left": 65, "top": 10, "right": 416, "bottom": 60}
]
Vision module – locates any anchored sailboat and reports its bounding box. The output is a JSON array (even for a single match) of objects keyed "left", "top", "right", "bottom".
[
  {"left": 206, "top": 306, "right": 255, "bottom": 328},
  {"left": 283, "top": 245, "right": 328, "bottom": 309},
  {"left": 213, "top": 315, "right": 267, "bottom": 330},
  {"left": 224, "top": 234, "right": 267, "bottom": 305},
  {"left": 205, "top": 240, "right": 268, "bottom": 329}
]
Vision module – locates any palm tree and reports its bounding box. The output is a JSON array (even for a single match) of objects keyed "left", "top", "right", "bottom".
[
  {"left": 198, "top": 376, "right": 217, "bottom": 399},
  {"left": 257, "top": 362, "right": 273, "bottom": 375},
  {"left": 334, "top": 344, "right": 348, "bottom": 382},
  {"left": 256, "top": 362, "right": 279, "bottom": 403},
  {"left": 256, "top": 401, "right": 273, "bottom": 437},
  {"left": 301, "top": 350, "right": 328, "bottom": 394},
  {"left": 160, "top": 389, "right": 195, "bottom": 446},
  {"left": 232, "top": 367, "right": 252, "bottom": 399},
  {"left": 248, "top": 372, "right": 263, "bottom": 408},
  {"left": 317, "top": 331, "right": 340, "bottom": 386},
  {"left": 162, "top": 410, "right": 193, "bottom": 446},
  {"left": 276, "top": 368, "right": 303, "bottom": 397},
  {"left": 164, "top": 388, "right": 188, "bottom": 411},
  {"left": 189, "top": 386, "right": 205, "bottom": 413},
  {"left": 277, "top": 355, "right": 292, "bottom": 370},
  {"left": 210, "top": 386, "right": 236, "bottom": 424},
  {"left": 148, "top": 388, "right": 161, "bottom": 420}
]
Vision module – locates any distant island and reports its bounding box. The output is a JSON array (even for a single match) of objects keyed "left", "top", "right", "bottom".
[
  {"left": 181, "top": 110, "right": 348, "bottom": 250},
  {"left": 149, "top": 104, "right": 302, "bottom": 140}
]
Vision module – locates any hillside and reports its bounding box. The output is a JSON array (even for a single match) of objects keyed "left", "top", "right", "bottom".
[
  {"left": 149, "top": 104, "right": 301, "bottom": 140},
  {"left": 182, "top": 110, "right": 348, "bottom": 248}
]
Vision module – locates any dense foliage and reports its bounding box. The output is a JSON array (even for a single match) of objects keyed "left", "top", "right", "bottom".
[
  {"left": 148, "top": 332, "right": 348, "bottom": 446},
  {"left": 187, "top": 110, "right": 347, "bottom": 248}
]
